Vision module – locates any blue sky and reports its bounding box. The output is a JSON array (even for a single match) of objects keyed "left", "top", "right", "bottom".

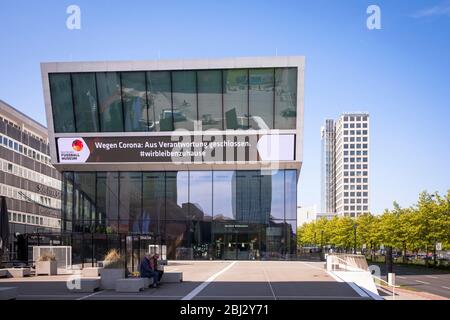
[{"left": 0, "top": 0, "right": 449, "bottom": 214}]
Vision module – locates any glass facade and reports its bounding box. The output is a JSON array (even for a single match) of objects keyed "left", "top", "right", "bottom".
[
  {"left": 49, "top": 68, "right": 297, "bottom": 133},
  {"left": 62, "top": 170, "right": 297, "bottom": 260}
]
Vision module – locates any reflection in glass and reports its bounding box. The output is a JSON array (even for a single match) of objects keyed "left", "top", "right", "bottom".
[
  {"left": 275, "top": 68, "right": 297, "bottom": 129},
  {"left": 49, "top": 73, "right": 75, "bottom": 132},
  {"left": 249, "top": 68, "right": 274, "bottom": 129},
  {"left": 121, "top": 72, "right": 148, "bottom": 132},
  {"left": 74, "top": 172, "right": 96, "bottom": 232},
  {"left": 147, "top": 71, "right": 173, "bottom": 131},
  {"left": 119, "top": 172, "right": 142, "bottom": 233},
  {"left": 143, "top": 172, "right": 165, "bottom": 235},
  {"left": 165, "top": 171, "right": 189, "bottom": 220},
  {"left": 71, "top": 73, "right": 99, "bottom": 132},
  {"left": 223, "top": 69, "right": 248, "bottom": 129},
  {"left": 172, "top": 71, "right": 197, "bottom": 131},
  {"left": 189, "top": 171, "right": 212, "bottom": 221},
  {"left": 96, "top": 72, "right": 124, "bottom": 132},
  {"left": 265, "top": 219, "right": 285, "bottom": 259},
  {"left": 97, "top": 172, "right": 119, "bottom": 233},
  {"left": 285, "top": 170, "right": 297, "bottom": 220},
  {"left": 62, "top": 170, "right": 297, "bottom": 261},
  {"left": 63, "top": 172, "right": 74, "bottom": 221},
  {"left": 235, "top": 171, "right": 270, "bottom": 224},
  {"left": 267, "top": 170, "right": 284, "bottom": 220},
  {"left": 212, "top": 171, "right": 235, "bottom": 221},
  {"left": 284, "top": 220, "right": 297, "bottom": 255},
  {"left": 197, "top": 70, "right": 222, "bottom": 130}
]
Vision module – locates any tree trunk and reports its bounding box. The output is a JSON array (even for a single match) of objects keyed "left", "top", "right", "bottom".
[
  {"left": 403, "top": 242, "right": 407, "bottom": 264},
  {"left": 425, "top": 245, "right": 429, "bottom": 268},
  {"left": 434, "top": 241, "right": 437, "bottom": 267},
  {"left": 386, "top": 246, "right": 393, "bottom": 275}
]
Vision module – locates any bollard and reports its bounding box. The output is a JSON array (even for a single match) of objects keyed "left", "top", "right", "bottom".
[{"left": 388, "top": 273, "right": 395, "bottom": 287}]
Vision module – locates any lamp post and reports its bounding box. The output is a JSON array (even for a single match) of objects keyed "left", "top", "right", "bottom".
[{"left": 353, "top": 224, "right": 357, "bottom": 254}]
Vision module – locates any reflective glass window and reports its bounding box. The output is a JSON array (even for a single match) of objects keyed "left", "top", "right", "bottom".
[
  {"left": 235, "top": 171, "right": 270, "bottom": 224},
  {"left": 63, "top": 172, "right": 74, "bottom": 221},
  {"left": 143, "top": 172, "right": 165, "bottom": 235},
  {"left": 147, "top": 71, "right": 173, "bottom": 131},
  {"left": 96, "top": 72, "right": 124, "bottom": 132},
  {"left": 172, "top": 71, "right": 197, "bottom": 131},
  {"left": 223, "top": 69, "right": 248, "bottom": 129},
  {"left": 249, "top": 69, "right": 274, "bottom": 129},
  {"left": 267, "top": 170, "right": 284, "bottom": 220},
  {"left": 285, "top": 170, "right": 297, "bottom": 219},
  {"left": 165, "top": 171, "right": 189, "bottom": 220},
  {"left": 189, "top": 171, "right": 212, "bottom": 221},
  {"left": 121, "top": 72, "right": 148, "bottom": 132},
  {"left": 197, "top": 70, "right": 223, "bottom": 130},
  {"left": 97, "top": 172, "right": 119, "bottom": 232},
  {"left": 49, "top": 73, "right": 75, "bottom": 132},
  {"left": 274, "top": 68, "right": 297, "bottom": 129},
  {"left": 119, "top": 172, "right": 142, "bottom": 232},
  {"left": 212, "top": 171, "right": 236, "bottom": 221},
  {"left": 74, "top": 172, "right": 96, "bottom": 231},
  {"left": 72, "top": 73, "right": 99, "bottom": 132}
]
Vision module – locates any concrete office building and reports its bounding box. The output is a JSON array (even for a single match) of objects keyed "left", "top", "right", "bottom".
[
  {"left": 320, "top": 113, "right": 370, "bottom": 217},
  {"left": 321, "top": 119, "right": 335, "bottom": 213},
  {"left": 41, "top": 56, "right": 305, "bottom": 263},
  {"left": 0, "top": 100, "right": 62, "bottom": 260}
]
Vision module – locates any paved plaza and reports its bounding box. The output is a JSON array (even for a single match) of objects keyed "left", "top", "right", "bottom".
[{"left": 0, "top": 261, "right": 371, "bottom": 300}]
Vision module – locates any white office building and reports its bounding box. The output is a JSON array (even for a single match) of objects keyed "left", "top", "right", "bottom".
[{"left": 321, "top": 113, "right": 370, "bottom": 217}]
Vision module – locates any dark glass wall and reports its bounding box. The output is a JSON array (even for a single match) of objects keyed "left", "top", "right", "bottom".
[
  {"left": 62, "top": 170, "right": 298, "bottom": 260},
  {"left": 49, "top": 67, "right": 297, "bottom": 133}
]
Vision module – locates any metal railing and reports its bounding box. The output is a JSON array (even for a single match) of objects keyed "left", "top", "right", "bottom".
[
  {"left": 326, "top": 253, "right": 399, "bottom": 299},
  {"left": 326, "top": 253, "right": 369, "bottom": 272}
]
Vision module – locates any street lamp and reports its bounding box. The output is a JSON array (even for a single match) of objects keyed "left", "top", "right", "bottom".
[{"left": 353, "top": 224, "right": 357, "bottom": 254}]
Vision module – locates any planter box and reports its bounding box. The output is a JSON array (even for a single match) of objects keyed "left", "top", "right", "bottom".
[
  {"left": 99, "top": 268, "right": 125, "bottom": 290},
  {"left": 82, "top": 267, "right": 103, "bottom": 277},
  {"left": 36, "top": 261, "right": 57, "bottom": 276}
]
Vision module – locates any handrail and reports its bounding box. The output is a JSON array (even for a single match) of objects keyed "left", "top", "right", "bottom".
[{"left": 327, "top": 253, "right": 399, "bottom": 299}]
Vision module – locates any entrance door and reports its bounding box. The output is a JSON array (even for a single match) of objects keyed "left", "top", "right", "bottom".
[{"left": 215, "top": 231, "right": 260, "bottom": 260}]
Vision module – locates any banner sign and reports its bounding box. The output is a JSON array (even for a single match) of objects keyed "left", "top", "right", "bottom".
[{"left": 57, "top": 134, "right": 295, "bottom": 164}]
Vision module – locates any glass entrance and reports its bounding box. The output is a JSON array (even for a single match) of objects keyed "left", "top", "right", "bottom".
[{"left": 213, "top": 223, "right": 262, "bottom": 260}]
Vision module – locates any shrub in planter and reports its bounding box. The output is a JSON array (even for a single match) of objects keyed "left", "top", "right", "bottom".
[
  {"left": 36, "top": 253, "right": 58, "bottom": 275},
  {"left": 99, "top": 249, "right": 125, "bottom": 290}
]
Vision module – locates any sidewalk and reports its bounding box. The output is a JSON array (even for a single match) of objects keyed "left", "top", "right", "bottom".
[{"left": 378, "top": 285, "right": 449, "bottom": 300}]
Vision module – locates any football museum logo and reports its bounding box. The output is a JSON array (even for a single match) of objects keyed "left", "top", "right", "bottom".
[{"left": 57, "top": 133, "right": 295, "bottom": 164}]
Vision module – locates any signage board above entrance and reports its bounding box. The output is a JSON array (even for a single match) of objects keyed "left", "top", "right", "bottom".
[{"left": 57, "top": 133, "right": 295, "bottom": 164}]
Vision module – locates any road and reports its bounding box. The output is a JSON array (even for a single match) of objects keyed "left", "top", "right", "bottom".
[{"left": 371, "top": 262, "right": 450, "bottom": 298}]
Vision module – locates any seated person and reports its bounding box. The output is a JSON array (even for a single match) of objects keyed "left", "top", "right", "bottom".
[
  {"left": 151, "top": 253, "right": 164, "bottom": 283},
  {"left": 139, "top": 254, "right": 159, "bottom": 287}
]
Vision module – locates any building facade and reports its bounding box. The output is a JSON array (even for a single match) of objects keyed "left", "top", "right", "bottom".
[
  {"left": 0, "top": 100, "right": 62, "bottom": 260},
  {"left": 320, "top": 113, "right": 370, "bottom": 217},
  {"left": 320, "top": 119, "right": 335, "bottom": 213},
  {"left": 41, "top": 56, "right": 305, "bottom": 262}
]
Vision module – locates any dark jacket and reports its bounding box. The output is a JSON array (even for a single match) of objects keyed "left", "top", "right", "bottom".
[{"left": 139, "top": 257, "right": 154, "bottom": 277}]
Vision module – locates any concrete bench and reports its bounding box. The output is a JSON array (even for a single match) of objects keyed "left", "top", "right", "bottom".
[
  {"left": 115, "top": 278, "right": 151, "bottom": 292},
  {"left": 0, "top": 287, "right": 18, "bottom": 300},
  {"left": 161, "top": 272, "right": 183, "bottom": 283},
  {"left": 5, "top": 268, "right": 31, "bottom": 278},
  {"left": 82, "top": 267, "right": 103, "bottom": 277},
  {"left": 0, "top": 269, "right": 7, "bottom": 278},
  {"left": 69, "top": 278, "right": 101, "bottom": 293}
]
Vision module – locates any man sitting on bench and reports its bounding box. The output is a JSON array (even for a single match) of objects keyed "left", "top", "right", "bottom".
[{"left": 139, "top": 254, "right": 159, "bottom": 288}]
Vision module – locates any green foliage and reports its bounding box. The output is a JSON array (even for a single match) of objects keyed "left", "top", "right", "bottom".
[{"left": 297, "top": 190, "right": 450, "bottom": 253}]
